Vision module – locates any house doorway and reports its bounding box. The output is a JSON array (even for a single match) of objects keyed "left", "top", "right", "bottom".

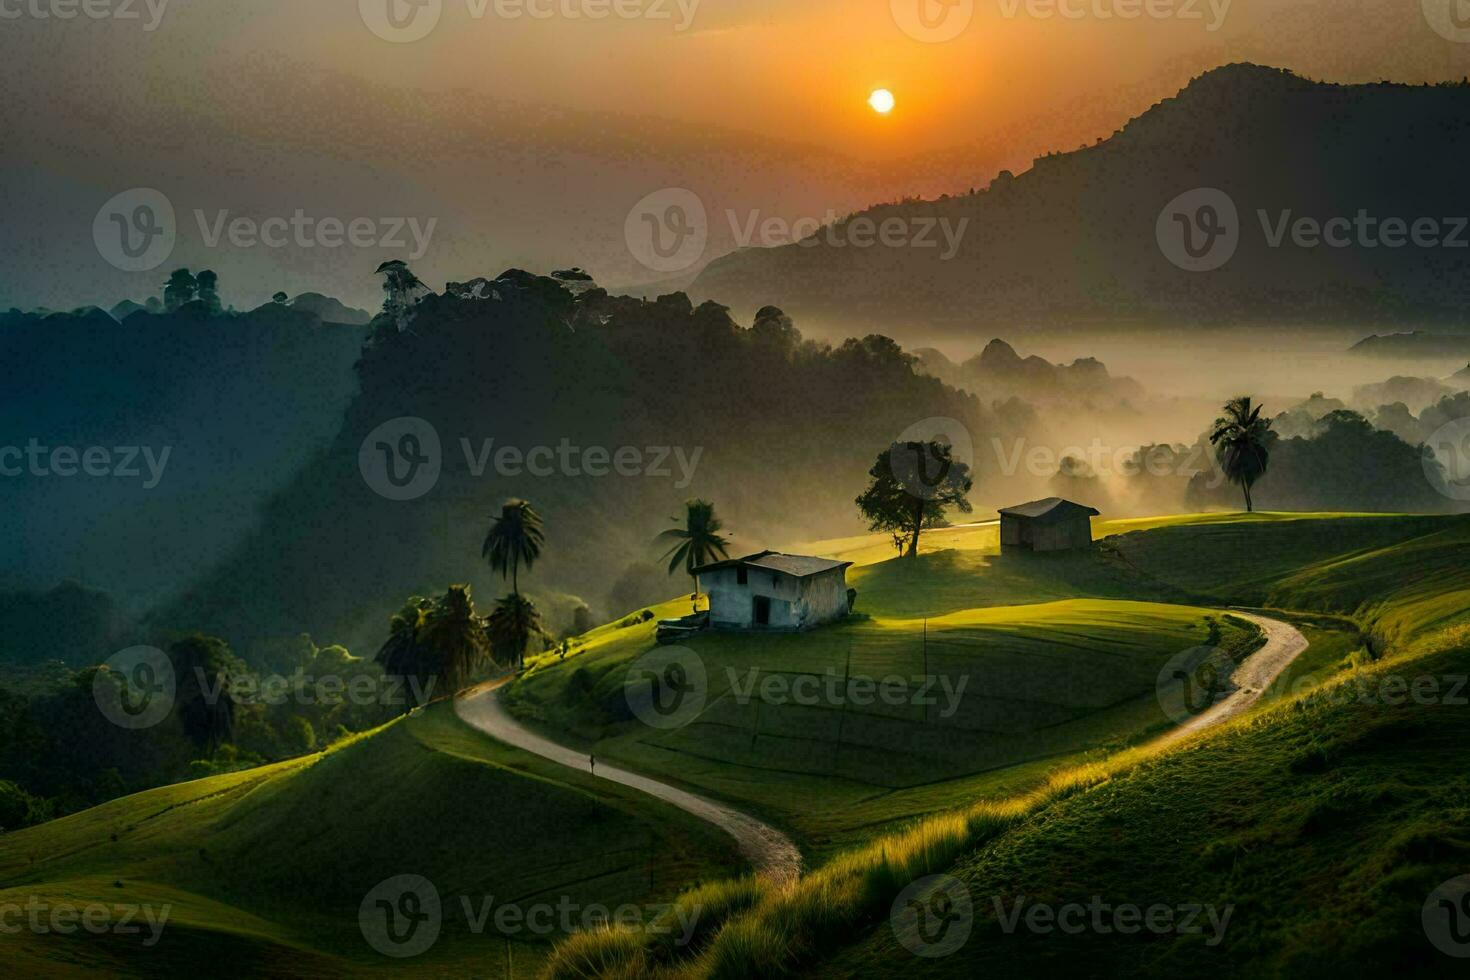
[{"left": 753, "top": 596, "right": 772, "bottom": 627}]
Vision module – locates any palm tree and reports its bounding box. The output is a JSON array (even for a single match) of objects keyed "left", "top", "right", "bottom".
[
  {"left": 374, "top": 596, "right": 433, "bottom": 710},
  {"left": 1210, "top": 396, "right": 1275, "bottom": 512},
  {"left": 482, "top": 500, "right": 545, "bottom": 595},
  {"left": 416, "top": 585, "right": 492, "bottom": 695},
  {"left": 658, "top": 499, "right": 731, "bottom": 592},
  {"left": 486, "top": 593, "right": 550, "bottom": 671}
]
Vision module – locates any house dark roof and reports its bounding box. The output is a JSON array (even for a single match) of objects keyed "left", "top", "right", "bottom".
[
  {"left": 691, "top": 551, "right": 852, "bottom": 579},
  {"left": 997, "top": 497, "right": 1101, "bottom": 522}
]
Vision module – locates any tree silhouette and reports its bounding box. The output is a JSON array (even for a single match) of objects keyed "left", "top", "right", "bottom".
[
  {"left": 486, "top": 592, "right": 549, "bottom": 671},
  {"left": 657, "top": 499, "right": 730, "bottom": 591},
  {"left": 163, "top": 269, "right": 198, "bottom": 312},
  {"left": 1210, "top": 396, "right": 1275, "bottom": 512},
  {"left": 483, "top": 500, "right": 544, "bottom": 596},
  {"left": 856, "top": 441, "right": 973, "bottom": 558}
]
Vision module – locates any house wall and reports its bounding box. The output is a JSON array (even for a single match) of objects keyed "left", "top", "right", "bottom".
[
  {"left": 1001, "top": 515, "right": 1094, "bottom": 553},
  {"left": 703, "top": 566, "right": 849, "bottom": 630}
]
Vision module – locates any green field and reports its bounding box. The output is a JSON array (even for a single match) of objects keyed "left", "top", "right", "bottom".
[
  {"left": 506, "top": 599, "right": 1259, "bottom": 849},
  {"left": 8, "top": 511, "right": 1467, "bottom": 978},
  {"left": 531, "top": 512, "right": 1470, "bottom": 979},
  {"left": 0, "top": 704, "right": 740, "bottom": 977}
]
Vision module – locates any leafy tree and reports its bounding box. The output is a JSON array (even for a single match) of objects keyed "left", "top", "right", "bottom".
[
  {"left": 374, "top": 260, "right": 427, "bottom": 329},
  {"left": 374, "top": 596, "right": 434, "bottom": 708},
  {"left": 483, "top": 499, "right": 544, "bottom": 596},
  {"left": 163, "top": 268, "right": 198, "bottom": 312},
  {"left": 1210, "top": 396, "right": 1276, "bottom": 512},
  {"left": 169, "top": 635, "right": 239, "bottom": 755},
  {"left": 416, "top": 585, "right": 492, "bottom": 695},
  {"left": 282, "top": 716, "right": 317, "bottom": 755},
  {"left": 658, "top": 499, "right": 730, "bottom": 590},
  {"left": 486, "top": 592, "right": 549, "bottom": 670},
  {"left": 272, "top": 291, "right": 289, "bottom": 305},
  {"left": 196, "top": 270, "right": 221, "bottom": 314},
  {"left": 856, "top": 441, "right": 973, "bottom": 558}
]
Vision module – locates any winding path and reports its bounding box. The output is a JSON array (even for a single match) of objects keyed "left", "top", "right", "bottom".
[
  {"left": 455, "top": 683, "right": 802, "bottom": 883},
  {"left": 1151, "top": 611, "right": 1309, "bottom": 747},
  {"left": 454, "top": 610, "right": 1305, "bottom": 885}
]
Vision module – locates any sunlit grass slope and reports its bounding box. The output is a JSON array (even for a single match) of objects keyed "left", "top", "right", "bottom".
[
  {"left": 0, "top": 703, "right": 739, "bottom": 978},
  {"left": 506, "top": 513, "right": 1288, "bottom": 846},
  {"left": 541, "top": 512, "right": 1470, "bottom": 979}
]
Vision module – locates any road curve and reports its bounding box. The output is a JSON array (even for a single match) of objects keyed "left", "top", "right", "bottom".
[
  {"left": 455, "top": 683, "right": 802, "bottom": 884},
  {"left": 1152, "top": 611, "right": 1309, "bottom": 747}
]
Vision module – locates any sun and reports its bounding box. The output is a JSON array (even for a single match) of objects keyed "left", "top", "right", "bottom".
[{"left": 868, "top": 89, "right": 895, "bottom": 115}]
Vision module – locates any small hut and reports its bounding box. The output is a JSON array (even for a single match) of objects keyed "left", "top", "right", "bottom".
[{"left": 999, "top": 498, "right": 1100, "bottom": 553}]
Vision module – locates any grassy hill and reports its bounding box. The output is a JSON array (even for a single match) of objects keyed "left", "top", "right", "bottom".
[
  {"left": 0, "top": 704, "right": 740, "bottom": 977},
  {"left": 538, "top": 511, "right": 1470, "bottom": 978}
]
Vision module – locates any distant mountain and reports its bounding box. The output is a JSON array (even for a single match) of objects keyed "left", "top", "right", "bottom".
[
  {"left": 1452, "top": 364, "right": 1470, "bottom": 386},
  {"left": 1352, "top": 376, "right": 1459, "bottom": 415},
  {"left": 692, "top": 65, "right": 1470, "bottom": 332},
  {"left": 287, "top": 293, "right": 373, "bottom": 326},
  {"left": 914, "top": 340, "right": 1143, "bottom": 405},
  {"left": 1349, "top": 332, "right": 1470, "bottom": 359}
]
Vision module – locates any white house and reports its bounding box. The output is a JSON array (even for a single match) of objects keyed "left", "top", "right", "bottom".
[{"left": 691, "top": 552, "right": 854, "bottom": 631}]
